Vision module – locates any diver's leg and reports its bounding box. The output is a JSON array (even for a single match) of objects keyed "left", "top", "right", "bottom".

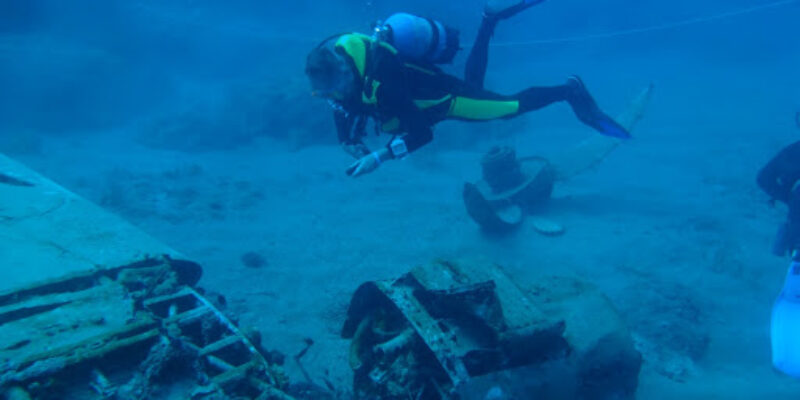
[
  {"left": 515, "top": 85, "right": 570, "bottom": 112},
  {"left": 784, "top": 187, "right": 800, "bottom": 256},
  {"left": 515, "top": 76, "right": 631, "bottom": 139},
  {"left": 485, "top": 0, "right": 548, "bottom": 20},
  {"left": 464, "top": 16, "right": 498, "bottom": 89},
  {"left": 465, "top": 0, "right": 547, "bottom": 88},
  {"left": 445, "top": 76, "right": 630, "bottom": 140}
]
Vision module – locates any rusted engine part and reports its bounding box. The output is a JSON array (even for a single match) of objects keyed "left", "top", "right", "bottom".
[
  {"left": 342, "top": 260, "right": 641, "bottom": 400},
  {"left": 342, "top": 259, "right": 568, "bottom": 399},
  {"left": 0, "top": 256, "right": 293, "bottom": 400}
]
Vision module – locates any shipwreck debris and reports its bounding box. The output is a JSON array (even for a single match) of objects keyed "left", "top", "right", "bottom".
[
  {"left": 342, "top": 259, "right": 641, "bottom": 400},
  {"left": 0, "top": 256, "right": 294, "bottom": 400},
  {"left": 0, "top": 152, "right": 295, "bottom": 399}
]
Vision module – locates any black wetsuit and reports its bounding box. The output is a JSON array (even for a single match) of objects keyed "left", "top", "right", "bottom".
[
  {"left": 334, "top": 17, "right": 578, "bottom": 155},
  {"left": 758, "top": 140, "right": 800, "bottom": 254}
]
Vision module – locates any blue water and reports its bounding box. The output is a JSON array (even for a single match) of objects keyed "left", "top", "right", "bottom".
[{"left": 2, "top": 0, "right": 800, "bottom": 398}]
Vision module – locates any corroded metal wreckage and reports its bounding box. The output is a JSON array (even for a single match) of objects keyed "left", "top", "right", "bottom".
[
  {"left": 1, "top": 151, "right": 641, "bottom": 400},
  {"left": 0, "top": 154, "right": 293, "bottom": 400},
  {"left": 342, "top": 259, "right": 642, "bottom": 400}
]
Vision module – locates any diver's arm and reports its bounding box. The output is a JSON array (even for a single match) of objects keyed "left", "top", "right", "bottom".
[
  {"left": 334, "top": 111, "right": 370, "bottom": 158},
  {"left": 346, "top": 147, "right": 392, "bottom": 177},
  {"left": 368, "top": 45, "right": 436, "bottom": 156},
  {"left": 377, "top": 83, "right": 434, "bottom": 155},
  {"left": 385, "top": 96, "right": 434, "bottom": 155},
  {"left": 393, "top": 123, "right": 433, "bottom": 155},
  {"left": 343, "top": 95, "right": 432, "bottom": 176},
  {"left": 758, "top": 141, "right": 800, "bottom": 203},
  {"left": 343, "top": 102, "right": 431, "bottom": 178},
  {"left": 373, "top": 96, "right": 433, "bottom": 156},
  {"left": 758, "top": 162, "right": 788, "bottom": 204}
]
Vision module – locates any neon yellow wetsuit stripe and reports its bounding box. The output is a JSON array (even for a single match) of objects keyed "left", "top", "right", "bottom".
[{"left": 447, "top": 97, "right": 520, "bottom": 120}]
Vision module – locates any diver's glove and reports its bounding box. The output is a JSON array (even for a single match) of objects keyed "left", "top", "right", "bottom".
[
  {"left": 346, "top": 148, "right": 392, "bottom": 177},
  {"left": 342, "top": 142, "right": 371, "bottom": 159}
]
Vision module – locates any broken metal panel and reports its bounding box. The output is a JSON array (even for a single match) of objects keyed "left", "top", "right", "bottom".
[
  {"left": 407, "top": 261, "right": 568, "bottom": 375},
  {"left": 0, "top": 272, "right": 142, "bottom": 369},
  {"left": 0, "top": 153, "right": 183, "bottom": 293},
  {"left": 0, "top": 152, "right": 294, "bottom": 399},
  {"left": 0, "top": 257, "right": 293, "bottom": 399},
  {"left": 528, "top": 276, "right": 642, "bottom": 399},
  {"left": 410, "top": 259, "right": 556, "bottom": 332}
]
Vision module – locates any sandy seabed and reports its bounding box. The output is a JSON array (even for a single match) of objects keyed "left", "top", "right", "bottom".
[{"left": 9, "top": 52, "right": 800, "bottom": 399}]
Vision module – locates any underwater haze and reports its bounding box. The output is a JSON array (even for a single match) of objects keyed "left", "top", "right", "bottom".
[{"left": 2, "top": 0, "right": 800, "bottom": 398}]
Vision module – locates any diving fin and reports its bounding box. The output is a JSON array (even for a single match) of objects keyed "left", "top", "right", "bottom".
[
  {"left": 485, "top": 0, "right": 548, "bottom": 19},
  {"left": 771, "top": 259, "right": 800, "bottom": 377},
  {"left": 550, "top": 83, "right": 653, "bottom": 181},
  {"left": 566, "top": 76, "right": 632, "bottom": 140}
]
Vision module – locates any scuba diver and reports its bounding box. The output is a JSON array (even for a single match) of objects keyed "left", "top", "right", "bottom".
[
  {"left": 758, "top": 115, "right": 800, "bottom": 257},
  {"left": 765, "top": 112, "right": 800, "bottom": 378},
  {"left": 305, "top": 0, "right": 630, "bottom": 177}
]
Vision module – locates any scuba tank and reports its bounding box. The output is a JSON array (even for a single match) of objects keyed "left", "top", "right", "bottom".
[
  {"left": 771, "top": 256, "right": 800, "bottom": 377},
  {"left": 374, "top": 13, "right": 460, "bottom": 64}
]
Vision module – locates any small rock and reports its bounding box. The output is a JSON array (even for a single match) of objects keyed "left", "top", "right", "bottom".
[
  {"left": 485, "top": 386, "right": 505, "bottom": 400},
  {"left": 241, "top": 251, "right": 267, "bottom": 269}
]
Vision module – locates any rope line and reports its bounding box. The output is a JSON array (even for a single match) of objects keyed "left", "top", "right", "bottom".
[
  {"left": 492, "top": 0, "right": 800, "bottom": 47},
  {"left": 117, "top": 0, "right": 800, "bottom": 47}
]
